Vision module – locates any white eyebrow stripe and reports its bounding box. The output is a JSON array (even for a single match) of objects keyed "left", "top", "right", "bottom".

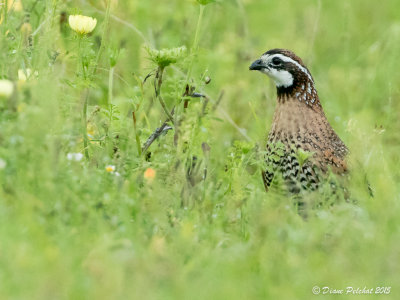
[{"left": 262, "top": 53, "right": 314, "bottom": 83}]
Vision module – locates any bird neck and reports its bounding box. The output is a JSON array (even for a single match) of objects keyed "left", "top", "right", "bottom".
[{"left": 276, "top": 78, "right": 321, "bottom": 108}]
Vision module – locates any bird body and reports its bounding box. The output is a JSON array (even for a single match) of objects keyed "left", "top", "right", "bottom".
[{"left": 250, "top": 49, "right": 347, "bottom": 192}]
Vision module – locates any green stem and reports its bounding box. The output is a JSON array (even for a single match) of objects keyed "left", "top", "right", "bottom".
[
  {"left": 77, "top": 36, "right": 85, "bottom": 77},
  {"left": 192, "top": 5, "right": 205, "bottom": 53},
  {"left": 3, "top": 0, "right": 8, "bottom": 27},
  {"left": 78, "top": 36, "right": 89, "bottom": 160},
  {"left": 81, "top": 89, "right": 90, "bottom": 160},
  {"left": 92, "top": 0, "right": 112, "bottom": 77},
  {"left": 108, "top": 66, "right": 114, "bottom": 121},
  {"left": 155, "top": 67, "right": 174, "bottom": 123},
  {"left": 132, "top": 111, "right": 142, "bottom": 156},
  {"left": 186, "top": 4, "right": 205, "bottom": 83}
]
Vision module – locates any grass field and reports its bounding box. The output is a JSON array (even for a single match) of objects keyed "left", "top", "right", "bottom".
[{"left": 1, "top": 0, "right": 400, "bottom": 299}]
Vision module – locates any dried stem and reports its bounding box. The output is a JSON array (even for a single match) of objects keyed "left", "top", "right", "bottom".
[
  {"left": 154, "top": 66, "right": 174, "bottom": 123},
  {"left": 142, "top": 90, "right": 223, "bottom": 155},
  {"left": 141, "top": 108, "right": 175, "bottom": 154}
]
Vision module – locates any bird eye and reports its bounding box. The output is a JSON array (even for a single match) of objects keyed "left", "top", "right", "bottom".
[{"left": 272, "top": 57, "right": 282, "bottom": 65}]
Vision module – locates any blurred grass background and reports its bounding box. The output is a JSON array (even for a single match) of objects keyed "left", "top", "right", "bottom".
[{"left": 0, "top": 0, "right": 400, "bottom": 299}]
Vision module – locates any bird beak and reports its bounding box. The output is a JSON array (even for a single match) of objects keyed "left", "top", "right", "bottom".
[{"left": 249, "top": 59, "right": 264, "bottom": 71}]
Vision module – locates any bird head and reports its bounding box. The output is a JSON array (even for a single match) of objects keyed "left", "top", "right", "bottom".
[
  {"left": 250, "top": 49, "right": 319, "bottom": 106},
  {"left": 249, "top": 49, "right": 314, "bottom": 89}
]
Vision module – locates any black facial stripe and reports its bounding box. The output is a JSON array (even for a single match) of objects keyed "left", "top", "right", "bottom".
[
  {"left": 268, "top": 61, "right": 291, "bottom": 71},
  {"left": 268, "top": 63, "right": 283, "bottom": 70}
]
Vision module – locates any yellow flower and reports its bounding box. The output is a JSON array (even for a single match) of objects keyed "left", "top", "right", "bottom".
[
  {"left": 144, "top": 168, "right": 156, "bottom": 181},
  {"left": 7, "top": 0, "right": 23, "bottom": 12},
  {"left": 105, "top": 165, "right": 116, "bottom": 173},
  {"left": 0, "top": 79, "right": 14, "bottom": 98},
  {"left": 68, "top": 15, "right": 97, "bottom": 35}
]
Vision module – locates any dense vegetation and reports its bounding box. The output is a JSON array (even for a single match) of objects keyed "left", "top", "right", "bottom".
[{"left": 1, "top": 0, "right": 399, "bottom": 299}]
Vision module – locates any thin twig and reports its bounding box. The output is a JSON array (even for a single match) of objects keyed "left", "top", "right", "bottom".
[
  {"left": 141, "top": 84, "right": 192, "bottom": 154},
  {"left": 171, "top": 66, "right": 250, "bottom": 141},
  {"left": 141, "top": 90, "right": 223, "bottom": 154},
  {"left": 141, "top": 108, "right": 175, "bottom": 154},
  {"left": 154, "top": 67, "right": 174, "bottom": 123}
]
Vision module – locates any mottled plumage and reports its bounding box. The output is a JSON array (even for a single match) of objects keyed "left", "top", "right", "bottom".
[{"left": 250, "top": 49, "right": 348, "bottom": 192}]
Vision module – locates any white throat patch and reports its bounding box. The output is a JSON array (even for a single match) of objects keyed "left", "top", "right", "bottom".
[
  {"left": 261, "top": 68, "right": 293, "bottom": 88},
  {"left": 259, "top": 53, "right": 314, "bottom": 88}
]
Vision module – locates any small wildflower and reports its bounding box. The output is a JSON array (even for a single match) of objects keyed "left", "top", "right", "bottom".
[
  {"left": 145, "top": 45, "right": 187, "bottom": 68},
  {"left": 67, "top": 153, "right": 84, "bottom": 162},
  {"left": 105, "top": 165, "right": 116, "bottom": 173},
  {"left": 0, "top": 158, "right": 6, "bottom": 170},
  {"left": 144, "top": 167, "right": 156, "bottom": 181},
  {"left": 0, "top": 79, "right": 14, "bottom": 98},
  {"left": 18, "top": 69, "right": 28, "bottom": 82},
  {"left": 68, "top": 15, "right": 97, "bottom": 35},
  {"left": 18, "top": 69, "right": 37, "bottom": 83}
]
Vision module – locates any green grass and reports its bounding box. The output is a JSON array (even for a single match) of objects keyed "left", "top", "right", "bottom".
[{"left": 1, "top": 0, "right": 400, "bottom": 299}]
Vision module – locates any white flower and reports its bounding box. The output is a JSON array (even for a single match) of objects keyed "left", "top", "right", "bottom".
[
  {"left": 69, "top": 15, "right": 97, "bottom": 35},
  {"left": 67, "top": 153, "right": 84, "bottom": 161},
  {"left": 18, "top": 69, "right": 28, "bottom": 82},
  {"left": 18, "top": 69, "right": 37, "bottom": 82},
  {"left": 0, "top": 79, "right": 14, "bottom": 98}
]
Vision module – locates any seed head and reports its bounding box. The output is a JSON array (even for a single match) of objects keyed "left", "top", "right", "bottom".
[{"left": 145, "top": 46, "right": 187, "bottom": 68}]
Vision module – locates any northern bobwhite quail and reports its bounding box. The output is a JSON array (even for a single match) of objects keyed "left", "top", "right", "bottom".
[{"left": 249, "top": 49, "right": 348, "bottom": 193}]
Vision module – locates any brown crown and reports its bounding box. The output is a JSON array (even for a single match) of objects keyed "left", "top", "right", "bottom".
[{"left": 264, "top": 49, "right": 306, "bottom": 67}]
